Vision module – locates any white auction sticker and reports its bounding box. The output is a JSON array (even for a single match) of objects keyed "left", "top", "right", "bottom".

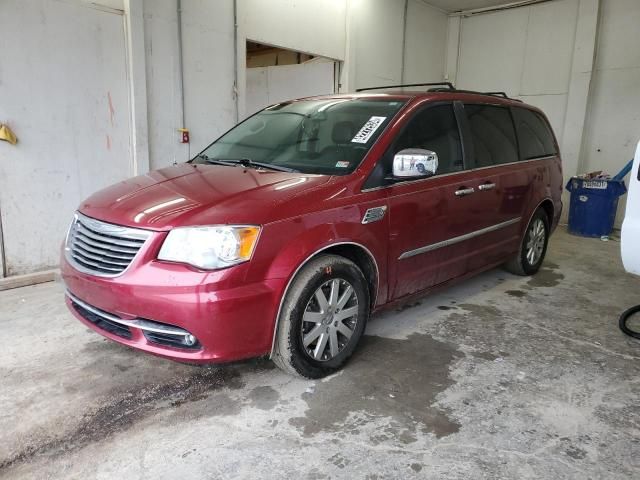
[
  {"left": 351, "top": 116, "right": 386, "bottom": 144},
  {"left": 583, "top": 180, "right": 607, "bottom": 190}
]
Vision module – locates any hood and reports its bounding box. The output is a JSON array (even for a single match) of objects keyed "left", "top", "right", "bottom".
[{"left": 79, "top": 163, "right": 334, "bottom": 230}]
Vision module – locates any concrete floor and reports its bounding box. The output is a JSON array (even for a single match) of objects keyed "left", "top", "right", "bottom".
[{"left": 0, "top": 228, "right": 639, "bottom": 479}]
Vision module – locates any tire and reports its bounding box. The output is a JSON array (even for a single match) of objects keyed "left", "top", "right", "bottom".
[
  {"left": 417, "top": 163, "right": 426, "bottom": 174},
  {"left": 272, "top": 254, "right": 370, "bottom": 378},
  {"left": 504, "top": 208, "right": 550, "bottom": 276}
]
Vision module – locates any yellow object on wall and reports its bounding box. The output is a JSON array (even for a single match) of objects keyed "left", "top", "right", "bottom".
[{"left": 0, "top": 124, "right": 18, "bottom": 145}]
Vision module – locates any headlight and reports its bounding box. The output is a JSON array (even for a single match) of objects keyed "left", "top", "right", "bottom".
[{"left": 158, "top": 225, "right": 261, "bottom": 270}]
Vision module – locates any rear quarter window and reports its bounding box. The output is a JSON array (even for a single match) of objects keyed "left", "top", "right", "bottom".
[{"left": 512, "top": 107, "right": 557, "bottom": 160}]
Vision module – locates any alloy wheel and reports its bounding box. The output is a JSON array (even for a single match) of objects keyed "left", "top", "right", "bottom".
[
  {"left": 301, "top": 278, "right": 359, "bottom": 362},
  {"left": 525, "top": 218, "right": 546, "bottom": 266}
]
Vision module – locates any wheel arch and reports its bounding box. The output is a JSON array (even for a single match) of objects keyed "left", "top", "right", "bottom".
[
  {"left": 523, "top": 197, "right": 554, "bottom": 232},
  {"left": 269, "top": 241, "right": 379, "bottom": 357},
  {"left": 539, "top": 198, "right": 555, "bottom": 226}
]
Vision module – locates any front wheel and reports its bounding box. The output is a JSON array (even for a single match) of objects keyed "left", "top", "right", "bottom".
[
  {"left": 272, "top": 254, "right": 369, "bottom": 378},
  {"left": 504, "top": 208, "right": 550, "bottom": 276}
]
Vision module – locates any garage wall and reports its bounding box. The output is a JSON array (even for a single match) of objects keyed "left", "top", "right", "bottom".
[
  {"left": 344, "top": 0, "right": 448, "bottom": 91},
  {"left": 145, "top": 0, "right": 346, "bottom": 166},
  {"left": 12, "top": 0, "right": 638, "bottom": 276},
  {"left": 235, "top": 0, "right": 347, "bottom": 118},
  {"left": 403, "top": 0, "right": 449, "bottom": 84},
  {"left": 143, "top": 0, "right": 449, "bottom": 165},
  {"left": 0, "top": 0, "right": 133, "bottom": 275},
  {"left": 143, "top": 0, "right": 236, "bottom": 169},
  {"left": 246, "top": 61, "right": 336, "bottom": 115},
  {"left": 143, "top": 0, "right": 186, "bottom": 169},
  {"left": 454, "top": 0, "right": 580, "bottom": 149},
  {"left": 238, "top": 0, "right": 346, "bottom": 61},
  {"left": 181, "top": 1, "right": 236, "bottom": 155},
  {"left": 581, "top": 0, "right": 640, "bottom": 224},
  {"left": 448, "top": 0, "right": 636, "bottom": 226}
]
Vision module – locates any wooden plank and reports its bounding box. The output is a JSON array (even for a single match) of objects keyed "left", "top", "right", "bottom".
[{"left": 0, "top": 269, "right": 57, "bottom": 291}]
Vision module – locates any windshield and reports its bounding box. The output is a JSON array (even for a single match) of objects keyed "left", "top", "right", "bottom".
[{"left": 194, "top": 98, "right": 406, "bottom": 175}]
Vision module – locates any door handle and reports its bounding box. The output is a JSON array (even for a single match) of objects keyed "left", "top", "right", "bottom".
[
  {"left": 454, "top": 187, "right": 475, "bottom": 197},
  {"left": 478, "top": 183, "right": 496, "bottom": 191}
]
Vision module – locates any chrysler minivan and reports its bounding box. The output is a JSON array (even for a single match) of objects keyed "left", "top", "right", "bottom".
[{"left": 62, "top": 83, "right": 563, "bottom": 378}]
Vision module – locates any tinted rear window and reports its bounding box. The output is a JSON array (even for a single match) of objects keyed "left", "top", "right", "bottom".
[
  {"left": 465, "top": 104, "right": 519, "bottom": 167},
  {"left": 512, "top": 107, "right": 557, "bottom": 160}
]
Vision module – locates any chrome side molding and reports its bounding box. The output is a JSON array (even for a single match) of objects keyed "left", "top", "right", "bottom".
[{"left": 398, "top": 217, "right": 522, "bottom": 260}]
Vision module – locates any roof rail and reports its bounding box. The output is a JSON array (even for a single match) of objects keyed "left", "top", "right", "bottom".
[
  {"left": 483, "top": 91, "right": 523, "bottom": 102},
  {"left": 355, "top": 83, "right": 523, "bottom": 102},
  {"left": 428, "top": 87, "right": 523, "bottom": 102},
  {"left": 356, "top": 82, "right": 454, "bottom": 92},
  {"left": 483, "top": 91, "right": 508, "bottom": 98}
]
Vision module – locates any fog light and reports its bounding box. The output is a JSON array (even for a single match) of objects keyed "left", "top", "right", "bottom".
[{"left": 184, "top": 334, "right": 197, "bottom": 346}]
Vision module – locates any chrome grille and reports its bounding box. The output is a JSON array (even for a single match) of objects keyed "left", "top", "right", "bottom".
[{"left": 65, "top": 212, "right": 151, "bottom": 277}]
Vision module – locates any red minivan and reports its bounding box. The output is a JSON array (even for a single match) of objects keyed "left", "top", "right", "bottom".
[{"left": 61, "top": 84, "right": 563, "bottom": 378}]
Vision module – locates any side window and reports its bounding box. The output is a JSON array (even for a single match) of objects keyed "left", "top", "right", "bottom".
[
  {"left": 465, "top": 104, "right": 519, "bottom": 167},
  {"left": 392, "top": 105, "right": 464, "bottom": 176},
  {"left": 512, "top": 108, "right": 558, "bottom": 160}
]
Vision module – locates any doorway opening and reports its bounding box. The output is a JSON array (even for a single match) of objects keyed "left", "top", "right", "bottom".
[{"left": 245, "top": 41, "right": 339, "bottom": 117}]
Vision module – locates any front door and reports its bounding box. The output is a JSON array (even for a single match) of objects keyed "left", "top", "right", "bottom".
[{"left": 384, "top": 104, "right": 490, "bottom": 300}]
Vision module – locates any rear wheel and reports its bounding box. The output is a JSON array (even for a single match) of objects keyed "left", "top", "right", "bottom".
[
  {"left": 272, "top": 254, "right": 369, "bottom": 378},
  {"left": 504, "top": 208, "right": 549, "bottom": 276}
]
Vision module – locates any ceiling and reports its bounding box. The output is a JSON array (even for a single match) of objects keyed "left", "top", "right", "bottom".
[{"left": 425, "top": 0, "right": 525, "bottom": 12}]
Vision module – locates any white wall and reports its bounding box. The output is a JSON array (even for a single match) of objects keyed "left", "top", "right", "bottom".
[
  {"left": 246, "top": 61, "right": 336, "bottom": 115},
  {"left": 10, "top": 0, "right": 639, "bottom": 275},
  {"left": 144, "top": 0, "right": 346, "bottom": 165},
  {"left": 143, "top": 0, "right": 236, "bottom": 169},
  {"left": 144, "top": 0, "right": 449, "bottom": 165},
  {"left": 0, "top": 0, "right": 133, "bottom": 275},
  {"left": 454, "top": 0, "right": 580, "bottom": 143},
  {"left": 448, "top": 0, "right": 637, "bottom": 226},
  {"left": 181, "top": 0, "right": 236, "bottom": 154},
  {"left": 403, "top": 0, "right": 449, "bottom": 83},
  {"left": 238, "top": 0, "right": 346, "bottom": 61},
  {"left": 236, "top": 0, "right": 347, "bottom": 118},
  {"left": 581, "top": 0, "right": 640, "bottom": 223},
  {"left": 344, "top": 0, "right": 448, "bottom": 91},
  {"left": 143, "top": 0, "right": 186, "bottom": 169},
  {"left": 345, "top": 0, "right": 405, "bottom": 89}
]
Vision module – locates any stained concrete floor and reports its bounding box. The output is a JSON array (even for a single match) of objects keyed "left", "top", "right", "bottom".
[{"left": 0, "top": 228, "right": 639, "bottom": 479}]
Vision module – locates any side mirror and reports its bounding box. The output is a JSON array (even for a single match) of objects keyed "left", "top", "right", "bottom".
[{"left": 391, "top": 149, "right": 439, "bottom": 178}]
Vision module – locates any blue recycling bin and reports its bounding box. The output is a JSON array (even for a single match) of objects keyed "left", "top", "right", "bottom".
[{"left": 565, "top": 177, "right": 627, "bottom": 237}]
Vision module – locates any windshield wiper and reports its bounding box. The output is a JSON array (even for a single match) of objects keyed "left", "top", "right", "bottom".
[
  {"left": 214, "top": 157, "right": 300, "bottom": 173},
  {"left": 194, "top": 154, "right": 236, "bottom": 167}
]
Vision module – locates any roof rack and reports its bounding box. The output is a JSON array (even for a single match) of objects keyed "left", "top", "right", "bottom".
[
  {"left": 429, "top": 88, "right": 522, "bottom": 101},
  {"left": 462, "top": 90, "right": 520, "bottom": 101},
  {"left": 356, "top": 82, "right": 454, "bottom": 92},
  {"left": 483, "top": 91, "right": 508, "bottom": 98},
  {"left": 356, "top": 83, "right": 522, "bottom": 102}
]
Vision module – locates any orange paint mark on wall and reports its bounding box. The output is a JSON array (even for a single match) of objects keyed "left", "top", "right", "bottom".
[{"left": 107, "top": 91, "right": 115, "bottom": 127}]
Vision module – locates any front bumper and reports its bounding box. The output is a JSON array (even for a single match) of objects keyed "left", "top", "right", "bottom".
[{"left": 61, "top": 252, "right": 283, "bottom": 364}]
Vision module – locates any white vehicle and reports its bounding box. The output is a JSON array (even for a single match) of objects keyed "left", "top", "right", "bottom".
[{"left": 621, "top": 140, "right": 640, "bottom": 275}]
